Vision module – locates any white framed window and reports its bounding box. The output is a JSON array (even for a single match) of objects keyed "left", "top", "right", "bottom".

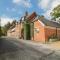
[{"left": 34, "top": 27, "right": 39, "bottom": 33}]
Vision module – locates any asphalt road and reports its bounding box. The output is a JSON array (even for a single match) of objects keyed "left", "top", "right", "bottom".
[{"left": 0, "top": 37, "right": 60, "bottom": 60}]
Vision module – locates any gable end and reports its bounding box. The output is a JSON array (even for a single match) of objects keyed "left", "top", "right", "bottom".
[{"left": 38, "top": 20, "right": 45, "bottom": 26}]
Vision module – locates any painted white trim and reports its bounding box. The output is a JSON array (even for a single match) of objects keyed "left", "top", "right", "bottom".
[
  {"left": 11, "top": 28, "right": 15, "bottom": 32},
  {"left": 35, "top": 19, "right": 60, "bottom": 30},
  {"left": 45, "top": 26, "right": 56, "bottom": 29},
  {"left": 38, "top": 20, "right": 45, "bottom": 26}
]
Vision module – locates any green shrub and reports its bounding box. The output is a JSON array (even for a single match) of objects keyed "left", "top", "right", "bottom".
[
  {"left": 48, "top": 34, "right": 59, "bottom": 42},
  {"left": 0, "top": 26, "right": 2, "bottom": 37}
]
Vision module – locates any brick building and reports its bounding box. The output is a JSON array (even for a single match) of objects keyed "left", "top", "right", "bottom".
[
  {"left": 32, "top": 17, "right": 60, "bottom": 42},
  {"left": 7, "top": 12, "right": 60, "bottom": 43},
  {"left": 7, "top": 22, "right": 22, "bottom": 38}
]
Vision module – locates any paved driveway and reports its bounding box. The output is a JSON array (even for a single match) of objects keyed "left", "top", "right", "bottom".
[{"left": 0, "top": 37, "right": 60, "bottom": 60}]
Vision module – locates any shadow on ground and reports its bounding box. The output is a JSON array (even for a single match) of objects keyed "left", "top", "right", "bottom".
[{"left": 0, "top": 38, "right": 21, "bottom": 54}]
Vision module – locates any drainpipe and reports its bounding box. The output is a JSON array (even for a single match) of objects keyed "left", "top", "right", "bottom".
[{"left": 56, "top": 27, "right": 57, "bottom": 38}]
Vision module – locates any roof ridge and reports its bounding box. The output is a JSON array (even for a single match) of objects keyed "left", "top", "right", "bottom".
[{"left": 38, "top": 18, "right": 60, "bottom": 28}]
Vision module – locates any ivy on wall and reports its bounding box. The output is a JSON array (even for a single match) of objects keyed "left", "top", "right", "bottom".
[{"left": 24, "top": 20, "right": 31, "bottom": 40}]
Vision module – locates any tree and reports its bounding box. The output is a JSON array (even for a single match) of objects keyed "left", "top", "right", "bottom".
[
  {"left": 5, "top": 22, "right": 11, "bottom": 29},
  {"left": 0, "top": 20, "right": 17, "bottom": 36},
  {"left": 1, "top": 26, "right": 7, "bottom": 36},
  {"left": 2, "top": 22, "right": 11, "bottom": 36},
  {"left": 0, "top": 26, "right": 2, "bottom": 37},
  {"left": 50, "top": 5, "right": 60, "bottom": 20},
  {"left": 0, "top": 19, "right": 2, "bottom": 37},
  {"left": 38, "top": 15, "right": 45, "bottom": 20},
  {"left": 11, "top": 20, "right": 16, "bottom": 26}
]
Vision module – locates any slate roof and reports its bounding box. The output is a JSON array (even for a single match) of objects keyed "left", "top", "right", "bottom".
[{"left": 39, "top": 18, "right": 60, "bottom": 28}]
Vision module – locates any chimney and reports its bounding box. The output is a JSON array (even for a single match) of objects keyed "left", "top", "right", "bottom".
[{"left": 25, "top": 11, "right": 28, "bottom": 17}]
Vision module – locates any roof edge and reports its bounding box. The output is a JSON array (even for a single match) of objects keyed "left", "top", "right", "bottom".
[{"left": 38, "top": 20, "right": 45, "bottom": 26}]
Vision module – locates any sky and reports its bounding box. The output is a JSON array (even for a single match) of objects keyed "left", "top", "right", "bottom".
[{"left": 0, "top": 0, "right": 60, "bottom": 26}]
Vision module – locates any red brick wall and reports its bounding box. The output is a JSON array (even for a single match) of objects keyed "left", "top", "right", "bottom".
[
  {"left": 15, "top": 24, "right": 20, "bottom": 38},
  {"left": 32, "top": 20, "right": 60, "bottom": 42},
  {"left": 33, "top": 20, "right": 45, "bottom": 42},
  {"left": 57, "top": 28, "right": 60, "bottom": 39},
  {"left": 44, "top": 26, "right": 56, "bottom": 41},
  {"left": 7, "top": 30, "right": 11, "bottom": 36},
  {"left": 11, "top": 31, "right": 16, "bottom": 37},
  {"left": 7, "top": 23, "right": 23, "bottom": 38},
  {"left": 7, "top": 20, "right": 60, "bottom": 42}
]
